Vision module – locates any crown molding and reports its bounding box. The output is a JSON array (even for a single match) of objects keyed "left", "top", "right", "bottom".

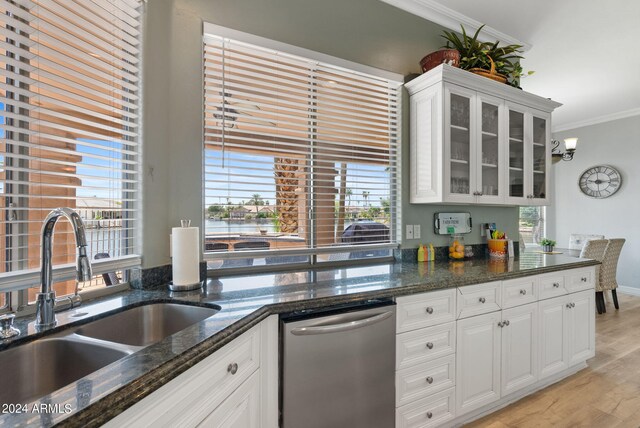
[
  {"left": 552, "top": 107, "right": 640, "bottom": 133},
  {"left": 379, "top": 0, "right": 532, "bottom": 51}
]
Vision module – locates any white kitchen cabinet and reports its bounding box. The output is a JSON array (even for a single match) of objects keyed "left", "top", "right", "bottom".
[
  {"left": 538, "top": 289, "right": 595, "bottom": 381},
  {"left": 475, "top": 92, "right": 506, "bottom": 204},
  {"left": 501, "top": 302, "right": 538, "bottom": 395},
  {"left": 104, "top": 316, "right": 278, "bottom": 428},
  {"left": 406, "top": 64, "right": 560, "bottom": 206},
  {"left": 538, "top": 295, "right": 568, "bottom": 379},
  {"left": 456, "top": 302, "right": 538, "bottom": 416},
  {"left": 455, "top": 310, "right": 502, "bottom": 415},
  {"left": 504, "top": 102, "right": 551, "bottom": 205},
  {"left": 444, "top": 84, "right": 476, "bottom": 203},
  {"left": 566, "top": 290, "right": 596, "bottom": 365},
  {"left": 198, "top": 371, "right": 261, "bottom": 428}
]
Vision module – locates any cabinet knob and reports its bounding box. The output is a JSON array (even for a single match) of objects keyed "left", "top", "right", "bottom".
[
  {"left": 553, "top": 282, "right": 560, "bottom": 288},
  {"left": 498, "top": 321, "right": 504, "bottom": 328},
  {"left": 571, "top": 302, "right": 576, "bottom": 308},
  {"left": 566, "top": 303, "right": 572, "bottom": 309},
  {"left": 425, "top": 306, "right": 434, "bottom": 314},
  {"left": 426, "top": 342, "right": 434, "bottom": 349},
  {"left": 504, "top": 320, "right": 510, "bottom": 326},
  {"left": 426, "top": 411, "right": 433, "bottom": 419},
  {"left": 478, "top": 297, "right": 486, "bottom": 304},
  {"left": 520, "top": 289, "right": 527, "bottom": 295},
  {"left": 227, "top": 363, "right": 239, "bottom": 375},
  {"left": 426, "top": 376, "right": 434, "bottom": 384},
  {"left": 581, "top": 277, "right": 588, "bottom": 282}
]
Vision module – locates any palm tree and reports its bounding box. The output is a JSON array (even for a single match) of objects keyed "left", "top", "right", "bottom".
[
  {"left": 249, "top": 193, "right": 263, "bottom": 215},
  {"left": 274, "top": 157, "right": 300, "bottom": 233},
  {"left": 362, "top": 191, "right": 370, "bottom": 208},
  {"left": 346, "top": 188, "right": 353, "bottom": 207}
]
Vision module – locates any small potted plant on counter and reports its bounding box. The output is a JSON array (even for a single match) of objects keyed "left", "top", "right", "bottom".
[{"left": 540, "top": 238, "right": 557, "bottom": 253}]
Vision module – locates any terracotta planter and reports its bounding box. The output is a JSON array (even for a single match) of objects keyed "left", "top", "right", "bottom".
[{"left": 420, "top": 49, "right": 460, "bottom": 73}]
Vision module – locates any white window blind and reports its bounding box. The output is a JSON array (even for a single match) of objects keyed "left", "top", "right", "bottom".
[
  {"left": 0, "top": 0, "right": 143, "bottom": 290},
  {"left": 203, "top": 30, "right": 401, "bottom": 266}
]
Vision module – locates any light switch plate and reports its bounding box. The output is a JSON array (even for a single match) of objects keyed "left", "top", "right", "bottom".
[
  {"left": 414, "top": 225, "right": 421, "bottom": 240},
  {"left": 405, "top": 225, "right": 414, "bottom": 240}
]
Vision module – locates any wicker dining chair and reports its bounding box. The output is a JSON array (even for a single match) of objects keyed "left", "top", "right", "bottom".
[
  {"left": 579, "top": 239, "right": 609, "bottom": 314},
  {"left": 597, "top": 238, "right": 626, "bottom": 313}
]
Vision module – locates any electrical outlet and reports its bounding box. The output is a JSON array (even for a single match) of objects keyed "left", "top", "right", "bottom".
[
  {"left": 405, "top": 224, "right": 414, "bottom": 240},
  {"left": 414, "top": 225, "right": 421, "bottom": 240}
]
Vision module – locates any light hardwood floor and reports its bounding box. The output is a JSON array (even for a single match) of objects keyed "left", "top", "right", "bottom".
[{"left": 466, "top": 292, "right": 640, "bottom": 428}]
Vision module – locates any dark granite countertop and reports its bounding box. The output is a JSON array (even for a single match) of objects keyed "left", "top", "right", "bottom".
[{"left": 0, "top": 252, "right": 598, "bottom": 427}]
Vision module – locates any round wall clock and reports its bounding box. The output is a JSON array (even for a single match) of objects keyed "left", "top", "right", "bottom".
[{"left": 578, "top": 165, "right": 622, "bottom": 198}]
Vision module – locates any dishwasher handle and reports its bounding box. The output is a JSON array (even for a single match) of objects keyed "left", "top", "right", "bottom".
[{"left": 290, "top": 310, "right": 393, "bottom": 336}]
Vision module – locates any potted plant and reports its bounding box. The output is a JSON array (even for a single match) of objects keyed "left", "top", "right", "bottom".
[
  {"left": 440, "top": 25, "right": 532, "bottom": 87},
  {"left": 540, "top": 238, "right": 557, "bottom": 253}
]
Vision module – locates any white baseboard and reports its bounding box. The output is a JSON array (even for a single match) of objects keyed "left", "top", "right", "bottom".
[{"left": 617, "top": 286, "right": 640, "bottom": 297}]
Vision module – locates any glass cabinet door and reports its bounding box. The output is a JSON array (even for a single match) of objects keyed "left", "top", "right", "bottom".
[
  {"left": 478, "top": 98, "right": 501, "bottom": 200},
  {"left": 531, "top": 113, "right": 549, "bottom": 201},
  {"left": 507, "top": 107, "right": 525, "bottom": 200},
  {"left": 447, "top": 88, "right": 473, "bottom": 198}
]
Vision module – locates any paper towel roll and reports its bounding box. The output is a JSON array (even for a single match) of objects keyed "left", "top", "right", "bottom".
[{"left": 171, "top": 226, "right": 200, "bottom": 286}]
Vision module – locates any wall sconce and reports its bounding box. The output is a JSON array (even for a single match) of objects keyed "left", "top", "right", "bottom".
[{"left": 551, "top": 138, "right": 578, "bottom": 162}]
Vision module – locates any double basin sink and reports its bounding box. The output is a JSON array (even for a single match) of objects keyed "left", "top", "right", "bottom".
[{"left": 0, "top": 303, "right": 220, "bottom": 405}]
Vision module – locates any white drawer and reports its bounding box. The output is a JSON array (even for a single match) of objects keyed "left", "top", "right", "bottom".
[
  {"left": 396, "top": 387, "right": 455, "bottom": 428},
  {"left": 396, "top": 322, "right": 455, "bottom": 370},
  {"left": 565, "top": 267, "right": 595, "bottom": 292},
  {"left": 396, "top": 354, "right": 455, "bottom": 407},
  {"left": 397, "top": 289, "right": 457, "bottom": 333},
  {"left": 105, "top": 324, "right": 261, "bottom": 428},
  {"left": 502, "top": 277, "right": 537, "bottom": 308},
  {"left": 539, "top": 273, "right": 567, "bottom": 300},
  {"left": 457, "top": 282, "right": 501, "bottom": 319}
]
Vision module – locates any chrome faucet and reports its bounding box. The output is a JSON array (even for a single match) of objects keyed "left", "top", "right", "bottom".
[{"left": 35, "top": 208, "right": 93, "bottom": 331}]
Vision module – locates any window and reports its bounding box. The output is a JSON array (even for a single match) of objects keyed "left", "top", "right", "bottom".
[
  {"left": 519, "top": 206, "right": 545, "bottom": 246},
  {"left": 0, "top": 0, "right": 143, "bottom": 307},
  {"left": 203, "top": 24, "right": 401, "bottom": 269}
]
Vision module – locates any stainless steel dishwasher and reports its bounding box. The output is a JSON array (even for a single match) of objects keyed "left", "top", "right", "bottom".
[{"left": 281, "top": 300, "right": 396, "bottom": 428}]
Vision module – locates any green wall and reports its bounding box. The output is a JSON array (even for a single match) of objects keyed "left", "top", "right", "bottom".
[{"left": 141, "top": 0, "right": 519, "bottom": 268}]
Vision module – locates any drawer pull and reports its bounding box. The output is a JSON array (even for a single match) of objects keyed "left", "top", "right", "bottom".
[
  {"left": 227, "top": 363, "right": 239, "bottom": 375},
  {"left": 426, "top": 342, "right": 434, "bottom": 349},
  {"left": 581, "top": 277, "right": 588, "bottom": 282},
  {"left": 426, "top": 376, "right": 434, "bottom": 384},
  {"left": 426, "top": 411, "right": 433, "bottom": 419},
  {"left": 553, "top": 282, "right": 560, "bottom": 288},
  {"left": 520, "top": 289, "right": 527, "bottom": 295},
  {"left": 425, "top": 306, "right": 434, "bottom": 314},
  {"left": 478, "top": 297, "right": 486, "bottom": 304}
]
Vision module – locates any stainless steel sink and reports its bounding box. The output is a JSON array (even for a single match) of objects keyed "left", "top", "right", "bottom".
[
  {"left": 75, "top": 303, "right": 220, "bottom": 346},
  {"left": 0, "top": 337, "right": 131, "bottom": 405}
]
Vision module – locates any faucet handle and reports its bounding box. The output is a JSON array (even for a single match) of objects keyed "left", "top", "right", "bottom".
[{"left": 0, "top": 313, "right": 20, "bottom": 339}]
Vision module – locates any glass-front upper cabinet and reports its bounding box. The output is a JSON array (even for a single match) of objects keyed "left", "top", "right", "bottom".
[
  {"left": 444, "top": 84, "right": 476, "bottom": 202},
  {"left": 506, "top": 103, "right": 526, "bottom": 204},
  {"left": 530, "top": 111, "right": 550, "bottom": 203},
  {"left": 505, "top": 102, "right": 551, "bottom": 205},
  {"left": 476, "top": 94, "right": 504, "bottom": 203}
]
